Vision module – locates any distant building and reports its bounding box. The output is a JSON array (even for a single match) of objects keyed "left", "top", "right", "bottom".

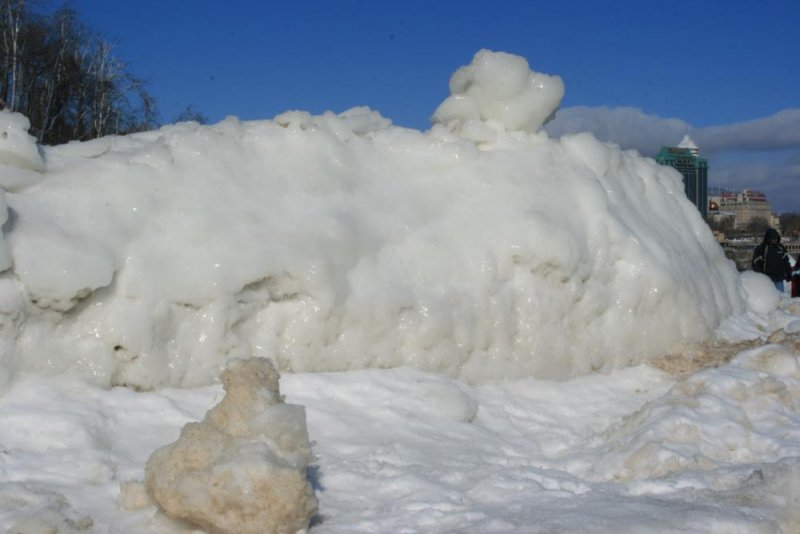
[
  {"left": 708, "top": 187, "right": 778, "bottom": 231},
  {"left": 655, "top": 135, "right": 708, "bottom": 218},
  {"left": 707, "top": 191, "right": 736, "bottom": 227},
  {"left": 721, "top": 189, "right": 775, "bottom": 227}
]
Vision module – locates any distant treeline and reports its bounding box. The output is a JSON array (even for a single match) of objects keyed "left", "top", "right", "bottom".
[
  {"left": 708, "top": 213, "right": 800, "bottom": 239},
  {"left": 779, "top": 213, "right": 800, "bottom": 238},
  {"left": 1, "top": 0, "right": 157, "bottom": 145}
]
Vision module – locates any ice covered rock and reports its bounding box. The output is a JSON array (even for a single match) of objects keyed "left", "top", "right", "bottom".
[{"left": 144, "top": 357, "right": 317, "bottom": 534}]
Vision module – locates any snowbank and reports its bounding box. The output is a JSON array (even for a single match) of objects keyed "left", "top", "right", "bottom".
[
  {"left": 3, "top": 344, "right": 799, "bottom": 532},
  {"left": 0, "top": 50, "right": 744, "bottom": 388},
  {"left": 587, "top": 342, "right": 800, "bottom": 482},
  {"left": 143, "top": 357, "right": 317, "bottom": 533}
]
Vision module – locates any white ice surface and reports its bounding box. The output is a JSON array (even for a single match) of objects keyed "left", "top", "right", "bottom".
[
  {"left": 0, "top": 50, "right": 744, "bottom": 390},
  {"left": 0, "top": 111, "right": 44, "bottom": 175},
  {"left": 0, "top": 50, "right": 796, "bottom": 532},
  {"left": 1, "top": 337, "right": 799, "bottom": 532}
]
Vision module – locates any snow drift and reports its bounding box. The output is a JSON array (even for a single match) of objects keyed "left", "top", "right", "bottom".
[{"left": 0, "top": 50, "right": 744, "bottom": 389}]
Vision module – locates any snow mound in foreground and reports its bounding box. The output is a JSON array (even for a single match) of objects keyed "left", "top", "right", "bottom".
[
  {"left": 587, "top": 342, "right": 800, "bottom": 484},
  {"left": 740, "top": 269, "right": 781, "bottom": 314},
  {"left": 0, "top": 50, "right": 744, "bottom": 388},
  {"left": 143, "top": 358, "right": 317, "bottom": 533}
]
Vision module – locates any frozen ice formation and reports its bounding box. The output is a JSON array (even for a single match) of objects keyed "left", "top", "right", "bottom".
[
  {"left": 0, "top": 110, "right": 44, "bottom": 189},
  {"left": 432, "top": 49, "right": 565, "bottom": 141},
  {"left": 144, "top": 358, "right": 317, "bottom": 534},
  {"left": 0, "top": 50, "right": 745, "bottom": 388}
]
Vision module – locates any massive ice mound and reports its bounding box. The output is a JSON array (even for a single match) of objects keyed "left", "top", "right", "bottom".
[{"left": 0, "top": 50, "right": 744, "bottom": 388}]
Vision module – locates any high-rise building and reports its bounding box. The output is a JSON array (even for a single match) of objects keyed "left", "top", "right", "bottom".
[{"left": 655, "top": 135, "right": 708, "bottom": 218}]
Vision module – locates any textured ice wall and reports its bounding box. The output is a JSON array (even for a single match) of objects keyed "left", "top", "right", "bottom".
[{"left": 0, "top": 51, "right": 744, "bottom": 388}]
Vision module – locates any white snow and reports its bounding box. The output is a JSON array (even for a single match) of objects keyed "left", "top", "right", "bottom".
[
  {"left": 0, "top": 111, "right": 44, "bottom": 173},
  {"left": 740, "top": 270, "right": 781, "bottom": 314},
  {"left": 0, "top": 49, "right": 798, "bottom": 533},
  {"left": 432, "top": 49, "right": 565, "bottom": 141},
  {"left": 0, "top": 49, "right": 744, "bottom": 389}
]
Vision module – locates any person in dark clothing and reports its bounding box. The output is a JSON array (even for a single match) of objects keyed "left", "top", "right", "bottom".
[{"left": 752, "top": 228, "right": 793, "bottom": 292}]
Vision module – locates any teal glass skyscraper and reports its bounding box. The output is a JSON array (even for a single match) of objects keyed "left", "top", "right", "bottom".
[{"left": 656, "top": 137, "right": 708, "bottom": 218}]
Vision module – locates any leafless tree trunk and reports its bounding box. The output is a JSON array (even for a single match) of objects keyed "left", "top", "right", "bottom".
[
  {"left": 38, "top": 5, "right": 73, "bottom": 139},
  {"left": 1, "top": 0, "right": 25, "bottom": 110},
  {"left": 1, "top": 0, "right": 158, "bottom": 144}
]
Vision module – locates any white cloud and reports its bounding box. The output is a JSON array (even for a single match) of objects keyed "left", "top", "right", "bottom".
[
  {"left": 546, "top": 107, "right": 800, "bottom": 212},
  {"left": 693, "top": 109, "right": 800, "bottom": 154},
  {"left": 545, "top": 106, "right": 690, "bottom": 156},
  {"left": 718, "top": 153, "right": 800, "bottom": 211}
]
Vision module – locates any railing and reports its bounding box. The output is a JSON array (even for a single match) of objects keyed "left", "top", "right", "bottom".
[
  {"left": 721, "top": 240, "right": 800, "bottom": 271},
  {"left": 723, "top": 241, "right": 800, "bottom": 253}
]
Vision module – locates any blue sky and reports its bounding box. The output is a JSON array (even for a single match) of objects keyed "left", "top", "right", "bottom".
[{"left": 70, "top": 0, "right": 800, "bottom": 211}]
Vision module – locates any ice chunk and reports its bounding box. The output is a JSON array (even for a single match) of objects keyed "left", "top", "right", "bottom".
[
  {"left": 0, "top": 110, "right": 44, "bottom": 180},
  {"left": 144, "top": 358, "right": 317, "bottom": 534},
  {"left": 432, "top": 49, "right": 564, "bottom": 135},
  {"left": 740, "top": 270, "right": 780, "bottom": 314}
]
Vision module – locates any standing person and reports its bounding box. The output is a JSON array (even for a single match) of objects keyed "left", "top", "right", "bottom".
[
  {"left": 793, "top": 269, "right": 800, "bottom": 298},
  {"left": 752, "top": 228, "right": 793, "bottom": 292}
]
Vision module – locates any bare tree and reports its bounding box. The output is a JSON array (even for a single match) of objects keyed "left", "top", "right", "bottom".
[
  {"left": 175, "top": 104, "right": 208, "bottom": 124},
  {"left": 0, "top": 0, "right": 158, "bottom": 144},
  {"left": 0, "top": 0, "right": 27, "bottom": 110},
  {"left": 746, "top": 217, "right": 770, "bottom": 238}
]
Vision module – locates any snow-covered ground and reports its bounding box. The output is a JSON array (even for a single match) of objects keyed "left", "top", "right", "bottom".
[
  {"left": 0, "top": 50, "right": 798, "bottom": 533},
  {"left": 3, "top": 327, "right": 800, "bottom": 533}
]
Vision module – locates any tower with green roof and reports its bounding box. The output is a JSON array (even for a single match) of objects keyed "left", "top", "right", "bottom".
[{"left": 656, "top": 135, "right": 708, "bottom": 218}]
